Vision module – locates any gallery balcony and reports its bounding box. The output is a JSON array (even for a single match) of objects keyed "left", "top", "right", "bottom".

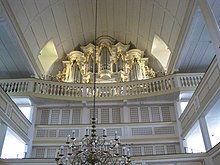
[{"left": 0, "top": 73, "right": 203, "bottom": 101}]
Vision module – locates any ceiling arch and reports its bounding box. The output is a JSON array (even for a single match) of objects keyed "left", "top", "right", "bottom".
[
  {"left": 7, "top": 0, "right": 189, "bottom": 60},
  {"left": 1, "top": 0, "right": 217, "bottom": 79}
]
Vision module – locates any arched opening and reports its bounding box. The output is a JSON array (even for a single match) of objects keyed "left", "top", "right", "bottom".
[
  {"left": 38, "top": 40, "right": 58, "bottom": 74},
  {"left": 151, "top": 35, "right": 171, "bottom": 72}
]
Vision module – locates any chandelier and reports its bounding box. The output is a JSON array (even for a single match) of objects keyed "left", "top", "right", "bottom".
[
  {"left": 55, "top": 0, "right": 131, "bottom": 164},
  {"left": 55, "top": 117, "right": 131, "bottom": 165}
]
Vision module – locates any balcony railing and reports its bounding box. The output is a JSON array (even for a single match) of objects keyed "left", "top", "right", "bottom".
[
  {"left": 0, "top": 73, "right": 203, "bottom": 101},
  {"left": 0, "top": 87, "right": 31, "bottom": 142}
]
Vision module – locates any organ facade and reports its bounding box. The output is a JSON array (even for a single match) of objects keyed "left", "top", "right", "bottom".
[{"left": 56, "top": 36, "right": 155, "bottom": 83}]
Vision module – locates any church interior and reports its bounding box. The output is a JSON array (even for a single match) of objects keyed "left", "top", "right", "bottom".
[{"left": 0, "top": 0, "right": 220, "bottom": 165}]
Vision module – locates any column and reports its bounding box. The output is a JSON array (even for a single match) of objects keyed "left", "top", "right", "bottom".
[
  {"left": 198, "top": 0, "right": 220, "bottom": 66},
  {"left": 26, "top": 105, "right": 37, "bottom": 158},
  {"left": 199, "top": 116, "right": 212, "bottom": 151},
  {"left": 174, "top": 101, "right": 185, "bottom": 153},
  {"left": 0, "top": 120, "right": 7, "bottom": 157}
]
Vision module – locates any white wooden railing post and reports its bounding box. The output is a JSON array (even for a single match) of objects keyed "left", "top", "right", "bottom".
[
  {"left": 82, "top": 86, "right": 87, "bottom": 97},
  {"left": 173, "top": 75, "right": 181, "bottom": 88},
  {"left": 27, "top": 80, "right": 35, "bottom": 93}
]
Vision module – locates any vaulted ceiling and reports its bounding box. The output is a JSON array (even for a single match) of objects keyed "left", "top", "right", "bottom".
[{"left": 0, "top": 0, "right": 219, "bottom": 79}]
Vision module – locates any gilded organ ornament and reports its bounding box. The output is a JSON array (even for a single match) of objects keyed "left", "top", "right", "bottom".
[{"left": 56, "top": 36, "right": 155, "bottom": 83}]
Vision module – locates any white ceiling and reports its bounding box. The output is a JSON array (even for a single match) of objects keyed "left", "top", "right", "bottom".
[
  {"left": 0, "top": 17, "right": 34, "bottom": 78},
  {"left": 175, "top": 7, "right": 215, "bottom": 73},
  {"left": 0, "top": 0, "right": 219, "bottom": 78},
  {"left": 7, "top": 0, "right": 188, "bottom": 56}
]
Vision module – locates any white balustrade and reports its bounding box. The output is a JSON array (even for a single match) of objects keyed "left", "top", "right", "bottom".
[
  {"left": 0, "top": 86, "right": 31, "bottom": 142},
  {"left": 1, "top": 81, "right": 29, "bottom": 93},
  {"left": 0, "top": 73, "right": 203, "bottom": 100},
  {"left": 178, "top": 74, "right": 203, "bottom": 87}
]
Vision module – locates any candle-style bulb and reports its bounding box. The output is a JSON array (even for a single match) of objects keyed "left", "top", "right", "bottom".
[
  {"left": 85, "top": 127, "right": 89, "bottom": 137},
  {"left": 59, "top": 146, "right": 64, "bottom": 157},
  {"left": 122, "top": 147, "right": 126, "bottom": 156},
  {"left": 127, "top": 148, "right": 131, "bottom": 158},
  {"left": 66, "top": 135, "right": 70, "bottom": 144},
  {"left": 115, "top": 143, "right": 119, "bottom": 155},
  {"left": 115, "top": 131, "right": 118, "bottom": 140},
  {"left": 71, "top": 130, "right": 75, "bottom": 140},
  {"left": 103, "top": 128, "right": 107, "bottom": 137}
]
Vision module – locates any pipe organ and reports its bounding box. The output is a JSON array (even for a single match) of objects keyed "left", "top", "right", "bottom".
[{"left": 56, "top": 36, "right": 155, "bottom": 83}]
